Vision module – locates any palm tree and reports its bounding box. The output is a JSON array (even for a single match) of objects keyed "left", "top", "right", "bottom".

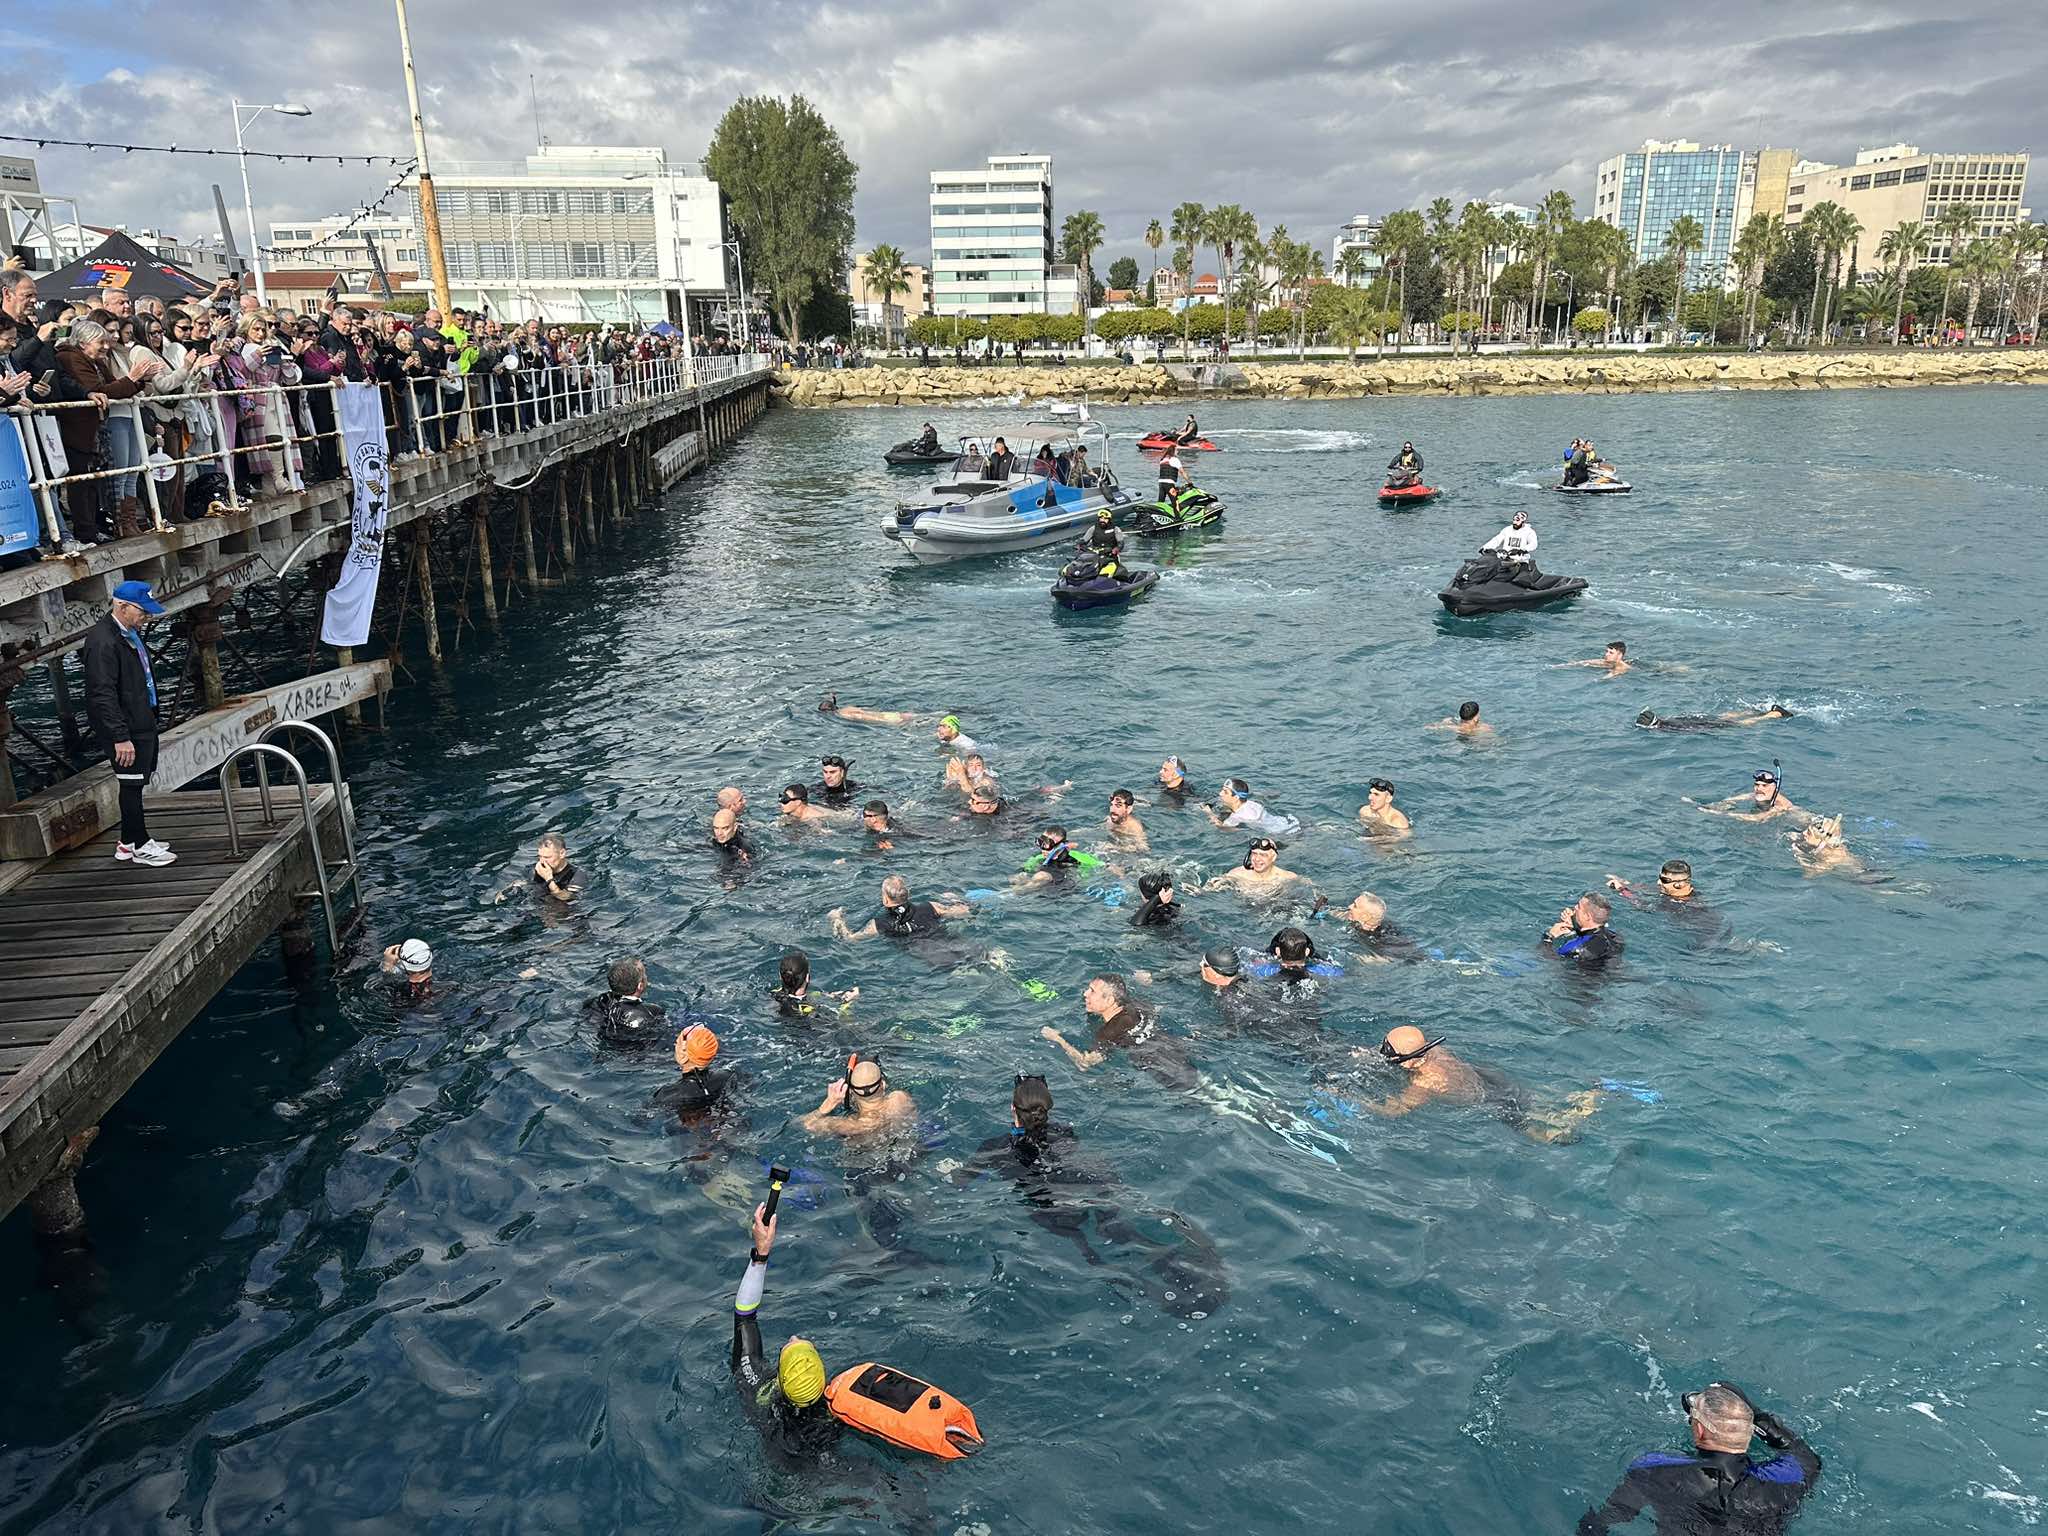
[
  {"left": 1331, "top": 286, "right": 1375, "bottom": 361},
  {"left": 1527, "top": 190, "right": 1575, "bottom": 349},
  {"left": 1060, "top": 210, "right": 1105, "bottom": 337},
  {"left": 858, "top": 244, "right": 909, "bottom": 349},
  {"left": 1663, "top": 214, "right": 1706, "bottom": 340},
  {"left": 1598, "top": 220, "right": 1637, "bottom": 344},
  {"left": 1955, "top": 238, "right": 2008, "bottom": 344},
  {"left": 1937, "top": 203, "right": 1980, "bottom": 340},
  {"left": 1875, "top": 219, "right": 1929, "bottom": 344},
  {"left": 1239, "top": 232, "right": 1271, "bottom": 353},
  {"left": 1816, "top": 208, "right": 1861, "bottom": 344},
  {"left": 1202, "top": 204, "right": 1257, "bottom": 356},
  {"left": 1337, "top": 246, "right": 1368, "bottom": 288},
  {"left": 2011, "top": 221, "right": 2048, "bottom": 340},
  {"left": 1375, "top": 209, "right": 1425, "bottom": 352},
  {"left": 1730, "top": 212, "right": 1783, "bottom": 343},
  {"left": 1170, "top": 201, "right": 1206, "bottom": 354},
  {"left": 1144, "top": 218, "right": 1165, "bottom": 303}
]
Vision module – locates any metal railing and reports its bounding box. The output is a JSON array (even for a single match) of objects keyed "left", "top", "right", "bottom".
[
  {"left": 3, "top": 349, "right": 770, "bottom": 557},
  {"left": 217, "top": 741, "right": 342, "bottom": 954}
]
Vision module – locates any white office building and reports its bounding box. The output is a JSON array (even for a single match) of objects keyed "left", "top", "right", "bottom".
[
  {"left": 1331, "top": 213, "right": 1383, "bottom": 283},
  {"left": 929, "top": 153, "right": 1077, "bottom": 317},
  {"left": 269, "top": 214, "right": 420, "bottom": 285},
  {"left": 401, "top": 146, "right": 733, "bottom": 329}
]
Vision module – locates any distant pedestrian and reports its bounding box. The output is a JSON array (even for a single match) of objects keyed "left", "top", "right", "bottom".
[{"left": 83, "top": 581, "right": 174, "bottom": 866}]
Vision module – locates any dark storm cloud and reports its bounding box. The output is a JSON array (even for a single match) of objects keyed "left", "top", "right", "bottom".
[{"left": 4, "top": 0, "right": 2041, "bottom": 272}]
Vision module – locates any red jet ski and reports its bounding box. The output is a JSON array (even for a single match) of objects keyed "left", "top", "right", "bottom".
[
  {"left": 1138, "top": 432, "right": 1221, "bottom": 453},
  {"left": 1377, "top": 481, "right": 1441, "bottom": 506}
]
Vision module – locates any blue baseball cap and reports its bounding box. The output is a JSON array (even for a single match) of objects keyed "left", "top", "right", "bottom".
[{"left": 111, "top": 580, "right": 165, "bottom": 615}]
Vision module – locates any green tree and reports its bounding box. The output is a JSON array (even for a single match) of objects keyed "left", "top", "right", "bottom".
[
  {"left": 1662, "top": 213, "right": 1706, "bottom": 338},
  {"left": 1731, "top": 212, "right": 1784, "bottom": 342},
  {"left": 1144, "top": 218, "right": 1165, "bottom": 297},
  {"left": 1936, "top": 203, "right": 1980, "bottom": 337},
  {"left": 1875, "top": 220, "right": 1929, "bottom": 343},
  {"left": 1955, "top": 237, "right": 2009, "bottom": 344},
  {"left": 1203, "top": 204, "right": 1258, "bottom": 353},
  {"left": 1107, "top": 255, "right": 1140, "bottom": 292},
  {"left": 1527, "top": 190, "right": 1576, "bottom": 348},
  {"left": 858, "top": 244, "right": 909, "bottom": 346},
  {"left": 1183, "top": 303, "right": 1225, "bottom": 341},
  {"left": 704, "top": 93, "right": 858, "bottom": 343},
  {"left": 2010, "top": 221, "right": 2047, "bottom": 340},
  {"left": 1374, "top": 209, "right": 1425, "bottom": 354},
  {"left": 1059, "top": 209, "right": 1106, "bottom": 336},
  {"left": 1170, "top": 201, "right": 1206, "bottom": 353},
  {"left": 1572, "top": 306, "right": 1611, "bottom": 339}
]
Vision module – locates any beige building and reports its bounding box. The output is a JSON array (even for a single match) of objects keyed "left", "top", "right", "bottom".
[
  {"left": 1783, "top": 145, "right": 2032, "bottom": 270},
  {"left": 849, "top": 256, "right": 930, "bottom": 319}
]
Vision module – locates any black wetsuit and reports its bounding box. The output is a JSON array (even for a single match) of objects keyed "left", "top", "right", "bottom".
[
  {"left": 583, "top": 992, "right": 670, "bottom": 1050},
  {"left": 652, "top": 1067, "right": 731, "bottom": 1118},
  {"left": 535, "top": 862, "right": 577, "bottom": 895},
  {"left": 1577, "top": 1419, "right": 1822, "bottom": 1535},
  {"left": 876, "top": 900, "right": 947, "bottom": 939},
  {"left": 1157, "top": 777, "right": 1193, "bottom": 807},
  {"left": 1637, "top": 712, "right": 1760, "bottom": 732},
  {"left": 811, "top": 777, "right": 862, "bottom": 808},
  {"left": 730, "top": 1261, "right": 841, "bottom": 1462},
  {"left": 714, "top": 832, "right": 755, "bottom": 865},
  {"left": 1355, "top": 920, "right": 1426, "bottom": 964},
  {"left": 775, "top": 986, "right": 828, "bottom": 1020},
  {"left": 1551, "top": 922, "right": 1623, "bottom": 968},
  {"left": 1093, "top": 1007, "right": 1196, "bottom": 1090},
  {"left": 1131, "top": 895, "right": 1181, "bottom": 928}
]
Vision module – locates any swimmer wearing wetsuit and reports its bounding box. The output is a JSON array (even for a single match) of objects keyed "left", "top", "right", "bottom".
[
  {"left": 1606, "top": 861, "right": 1725, "bottom": 941},
  {"left": 812, "top": 755, "right": 861, "bottom": 807},
  {"left": 1546, "top": 891, "right": 1624, "bottom": 967},
  {"left": 712, "top": 807, "right": 754, "bottom": 865},
  {"left": 830, "top": 876, "right": 970, "bottom": 941},
  {"left": 584, "top": 956, "right": 669, "bottom": 1049},
  {"left": 1157, "top": 756, "right": 1194, "bottom": 805},
  {"left": 1640, "top": 704, "right": 1794, "bottom": 731},
  {"left": 859, "top": 800, "right": 907, "bottom": 852},
  {"left": 1577, "top": 1382, "right": 1821, "bottom": 1536},
  {"left": 1131, "top": 871, "right": 1181, "bottom": 927},
  {"left": 652, "top": 1023, "right": 731, "bottom": 1117},
  {"left": 531, "top": 833, "right": 579, "bottom": 901},
  {"left": 1043, "top": 975, "right": 1195, "bottom": 1088},
  {"left": 773, "top": 951, "right": 857, "bottom": 1020},
  {"left": 1335, "top": 892, "right": 1426, "bottom": 964},
  {"left": 731, "top": 1204, "right": 841, "bottom": 1461},
  {"left": 1016, "top": 825, "right": 1102, "bottom": 888}
]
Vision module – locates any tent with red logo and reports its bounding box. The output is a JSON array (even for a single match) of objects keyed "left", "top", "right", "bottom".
[{"left": 35, "top": 229, "right": 216, "bottom": 306}]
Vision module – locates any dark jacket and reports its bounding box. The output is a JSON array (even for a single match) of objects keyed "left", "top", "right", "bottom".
[
  {"left": 81, "top": 612, "right": 159, "bottom": 749},
  {"left": 318, "top": 327, "right": 370, "bottom": 382},
  {"left": 55, "top": 343, "right": 144, "bottom": 459},
  {"left": 9, "top": 327, "right": 89, "bottom": 409}
]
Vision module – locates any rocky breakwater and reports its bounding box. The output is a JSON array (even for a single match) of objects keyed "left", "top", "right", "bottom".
[{"left": 770, "top": 349, "right": 2048, "bottom": 406}]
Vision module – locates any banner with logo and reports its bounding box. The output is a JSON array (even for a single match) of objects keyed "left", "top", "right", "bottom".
[
  {"left": 319, "top": 382, "right": 391, "bottom": 647},
  {"left": 1, "top": 417, "right": 40, "bottom": 557}
]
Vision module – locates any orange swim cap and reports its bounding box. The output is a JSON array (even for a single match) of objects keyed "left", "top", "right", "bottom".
[{"left": 676, "top": 1023, "right": 720, "bottom": 1069}]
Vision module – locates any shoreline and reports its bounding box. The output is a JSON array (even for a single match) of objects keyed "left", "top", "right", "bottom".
[{"left": 770, "top": 348, "right": 2048, "bottom": 406}]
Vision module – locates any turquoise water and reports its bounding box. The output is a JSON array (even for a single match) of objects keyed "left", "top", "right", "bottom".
[{"left": 3, "top": 387, "right": 2045, "bottom": 1533}]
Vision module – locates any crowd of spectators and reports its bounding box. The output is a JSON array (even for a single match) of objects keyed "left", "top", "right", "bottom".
[{"left": 2, "top": 263, "right": 738, "bottom": 563}]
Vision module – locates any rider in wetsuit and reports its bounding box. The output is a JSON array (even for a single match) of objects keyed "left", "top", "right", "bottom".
[
  {"left": 730, "top": 1203, "right": 841, "bottom": 1462},
  {"left": 583, "top": 957, "right": 669, "bottom": 1049},
  {"left": 1577, "top": 1383, "right": 1821, "bottom": 1536}
]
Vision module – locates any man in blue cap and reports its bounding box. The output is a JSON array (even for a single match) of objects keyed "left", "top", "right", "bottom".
[{"left": 82, "top": 581, "right": 175, "bottom": 866}]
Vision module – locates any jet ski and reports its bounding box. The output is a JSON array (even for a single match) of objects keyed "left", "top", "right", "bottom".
[
  {"left": 1132, "top": 487, "right": 1224, "bottom": 535},
  {"left": 1138, "top": 432, "right": 1221, "bottom": 453},
  {"left": 1378, "top": 476, "right": 1441, "bottom": 506},
  {"left": 1052, "top": 553, "right": 1159, "bottom": 609},
  {"left": 1437, "top": 551, "right": 1588, "bottom": 616},
  {"left": 1550, "top": 476, "right": 1631, "bottom": 494},
  {"left": 884, "top": 439, "right": 957, "bottom": 468}
]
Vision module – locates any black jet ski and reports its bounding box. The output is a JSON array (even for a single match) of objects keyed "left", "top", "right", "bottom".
[
  {"left": 1132, "top": 488, "right": 1224, "bottom": 535},
  {"left": 1052, "top": 552, "right": 1159, "bottom": 609},
  {"left": 1550, "top": 477, "right": 1631, "bottom": 494},
  {"left": 884, "top": 439, "right": 956, "bottom": 468},
  {"left": 1437, "top": 551, "right": 1588, "bottom": 616}
]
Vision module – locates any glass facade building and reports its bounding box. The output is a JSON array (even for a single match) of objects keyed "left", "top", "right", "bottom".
[{"left": 1593, "top": 141, "right": 1753, "bottom": 289}]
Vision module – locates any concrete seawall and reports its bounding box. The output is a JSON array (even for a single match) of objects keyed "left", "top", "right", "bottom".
[{"left": 771, "top": 348, "right": 2048, "bottom": 407}]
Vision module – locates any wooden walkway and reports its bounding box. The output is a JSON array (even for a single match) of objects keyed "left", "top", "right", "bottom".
[{"left": 0, "top": 787, "right": 352, "bottom": 1221}]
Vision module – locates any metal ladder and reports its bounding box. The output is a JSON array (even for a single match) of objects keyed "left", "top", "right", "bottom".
[{"left": 216, "top": 721, "right": 363, "bottom": 954}]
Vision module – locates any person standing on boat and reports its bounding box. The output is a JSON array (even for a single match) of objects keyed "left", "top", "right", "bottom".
[{"left": 985, "top": 437, "right": 1016, "bottom": 479}]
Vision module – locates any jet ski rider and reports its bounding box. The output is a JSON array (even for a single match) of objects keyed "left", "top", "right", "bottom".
[
  {"left": 1386, "top": 442, "right": 1424, "bottom": 489},
  {"left": 914, "top": 422, "right": 940, "bottom": 453},
  {"left": 1480, "top": 511, "right": 1541, "bottom": 588},
  {"left": 1174, "top": 414, "right": 1201, "bottom": 446}
]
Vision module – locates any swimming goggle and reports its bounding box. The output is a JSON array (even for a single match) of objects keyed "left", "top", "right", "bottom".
[
  {"left": 821, "top": 756, "right": 848, "bottom": 771},
  {"left": 1248, "top": 838, "right": 1278, "bottom": 853},
  {"left": 780, "top": 792, "right": 804, "bottom": 805},
  {"left": 1379, "top": 1034, "right": 1447, "bottom": 1065},
  {"left": 1367, "top": 778, "right": 1394, "bottom": 794},
  {"left": 848, "top": 1074, "right": 887, "bottom": 1098},
  {"left": 1014, "top": 1072, "right": 1047, "bottom": 1088},
  {"left": 1753, "top": 770, "right": 1779, "bottom": 784}
]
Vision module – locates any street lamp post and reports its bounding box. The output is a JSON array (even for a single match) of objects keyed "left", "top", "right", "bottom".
[
  {"left": 231, "top": 99, "right": 312, "bottom": 305},
  {"left": 1558, "top": 272, "right": 1576, "bottom": 347},
  {"left": 715, "top": 238, "right": 749, "bottom": 351}
]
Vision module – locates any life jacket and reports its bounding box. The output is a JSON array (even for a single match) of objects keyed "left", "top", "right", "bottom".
[{"left": 825, "top": 1363, "right": 983, "bottom": 1459}]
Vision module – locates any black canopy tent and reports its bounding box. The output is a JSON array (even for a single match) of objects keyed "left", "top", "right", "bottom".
[{"left": 36, "top": 230, "right": 215, "bottom": 306}]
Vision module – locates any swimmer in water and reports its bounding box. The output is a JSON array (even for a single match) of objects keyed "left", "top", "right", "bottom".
[
  {"left": 1609, "top": 859, "right": 1729, "bottom": 944},
  {"left": 380, "top": 937, "right": 436, "bottom": 1003},
  {"left": 1156, "top": 755, "right": 1194, "bottom": 805},
  {"left": 1043, "top": 975, "right": 1194, "bottom": 1087},
  {"left": 652, "top": 1023, "right": 731, "bottom": 1117},
  {"left": 1203, "top": 836, "right": 1311, "bottom": 900},
  {"left": 859, "top": 800, "right": 905, "bottom": 852},
  {"left": 1545, "top": 890, "right": 1624, "bottom": 967},
  {"left": 944, "top": 751, "right": 998, "bottom": 794},
  {"left": 1130, "top": 870, "right": 1181, "bottom": 927},
  {"left": 711, "top": 806, "right": 754, "bottom": 864},
  {"left": 954, "top": 782, "right": 1007, "bottom": 822},
  {"left": 1357, "top": 777, "right": 1411, "bottom": 837},
  {"left": 1260, "top": 926, "right": 1343, "bottom": 987},
  {"left": 935, "top": 714, "right": 984, "bottom": 755},
  {"left": 1790, "top": 813, "right": 1866, "bottom": 878},
  {"left": 811, "top": 755, "right": 861, "bottom": 808},
  {"left": 778, "top": 783, "right": 839, "bottom": 825},
  {"left": 772, "top": 950, "right": 857, "bottom": 1019},
  {"left": 1358, "top": 1025, "right": 1601, "bottom": 1144},
  {"left": 531, "top": 833, "right": 579, "bottom": 901},
  {"left": 1640, "top": 704, "right": 1795, "bottom": 731},
  {"left": 583, "top": 956, "right": 669, "bottom": 1050},
  {"left": 1692, "top": 767, "right": 1811, "bottom": 825},
  {"left": 1560, "top": 640, "right": 1631, "bottom": 677},
  {"left": 1427, "top": 701, "right": 1494, "bottom": 737},
  {"left": 1015, "top": 825, "right": 1103, "bottom": 888},
  {"left": 1339, "top": 891, "right": 1426, "bottom": 963},
  {"left": 1204, "top": 778, "right": 1301, "bottom": 837},
  {"left": 729, "top": 1203, "right": 841, "bottom": 1460},
  {"left": 799, "top": 1053, "right": 916, "bottom": 1136},
  {"left": 717, "top": 786, "right": 748, "bottom": 817},
  {"left": 1576, "top": 1382, "right": 1822, "bottom": 1536},
  {"left": 816, "top": 691, "right": 915, "bottom": 726},
  {"left": 1106, "top": 788, "right": 1149, "bottom": 850},
  {"left": 830, "top": 875, "right": 970, "bottom": 941}
]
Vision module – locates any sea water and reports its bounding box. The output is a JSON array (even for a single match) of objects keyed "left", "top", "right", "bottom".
[{"left": 2, "top": 386, "right": 2044, "bottom": 1534}]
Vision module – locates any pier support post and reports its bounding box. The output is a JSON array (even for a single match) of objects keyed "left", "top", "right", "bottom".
[
  {"left": 414, "top": 526, "right": 443, "bottom": 664},
  {"left": 555, "top": 473, "right": 576, "bottom": 567},
  {"left": 516, "top": 490, "right": 540, "bottom": 589},
  {"left": 336, "top": 646, "right": 363, "bottom": 724},
  {"left": 472, "top": 504, "right": 500, "bottom": 625},
  {"left": 278, "top": 908, "right": 318, "bottom": 988},
  {"left": 191, "top": 600, "right": 226, "bottom": 710},
  {"left": 48, "top": 657, "right": 81, "bottom": 752},
  {"left": 0, "top": 690, "right": 15, "bottom": 809},
  {"left": 26, "top": 1128, "right": 97, "bottom": 1241},
  {"left": 606, "top": 451, "right": 622, "bottom": 529}
]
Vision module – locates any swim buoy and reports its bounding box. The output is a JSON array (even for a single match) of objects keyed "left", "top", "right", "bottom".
[{"left": 825, "top": 1362, "right": 984, "bottom": 1459}]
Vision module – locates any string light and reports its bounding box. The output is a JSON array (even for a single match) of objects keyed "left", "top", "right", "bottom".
[
  {"left": 256, "top": 167, "right": 420, "bottom": 257},
  {"left": 1, "top": 132, "right": 407, "bottom": 165}
]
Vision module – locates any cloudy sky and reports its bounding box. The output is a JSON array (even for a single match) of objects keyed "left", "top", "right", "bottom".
[{"left": 5, "top": 0, "right": 2043, "bottom": 273}]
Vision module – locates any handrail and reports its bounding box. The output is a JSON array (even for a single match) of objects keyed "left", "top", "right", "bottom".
[
  {"left": 218, "top": 742, "right": 339, "bottom": 954},
  {"left": 258, "top": 720, "right": 360, "bottom": 908}
]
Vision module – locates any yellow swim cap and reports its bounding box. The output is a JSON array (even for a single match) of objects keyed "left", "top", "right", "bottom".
[{"left": 779, "top": 1339, "right": 826, "bottom": 1407}]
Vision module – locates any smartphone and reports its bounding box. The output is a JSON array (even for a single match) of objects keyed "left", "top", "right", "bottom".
[{"left": 38, "top": 369, "right": 56, "bottom": 389}]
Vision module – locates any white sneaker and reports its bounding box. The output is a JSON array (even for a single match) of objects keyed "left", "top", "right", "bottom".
[
  {"left": 139, "top": 838, "right": 174, "bottom": 858},
  {"left": 116, "top": 841, "right": 178, "bottom": 866}
]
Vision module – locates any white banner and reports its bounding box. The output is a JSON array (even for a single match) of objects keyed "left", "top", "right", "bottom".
[{"left": 319, "top": 382, "right": 391, "bottom": 647}]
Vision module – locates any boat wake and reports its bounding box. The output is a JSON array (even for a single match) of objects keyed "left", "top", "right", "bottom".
[{"left": 1211, "top": 428, "right": 1371, "bottom": 454}]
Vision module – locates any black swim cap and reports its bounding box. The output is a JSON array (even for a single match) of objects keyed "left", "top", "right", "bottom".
[
  {"left": 1138, "top": 871, "right": 1173, "bottom": 900},
  {"left": 1636, "top": 710, "right": 1657, "bottom": 727},
  {"left": 1202, "top": 948, "right": 1241, "bottom": 977}
]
